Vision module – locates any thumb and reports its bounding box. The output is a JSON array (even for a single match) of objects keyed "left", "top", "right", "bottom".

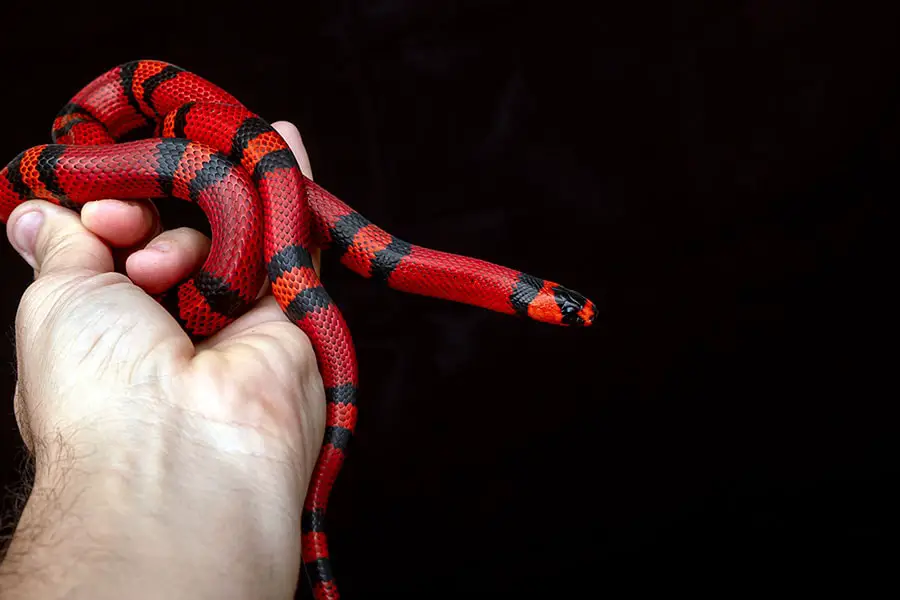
[{"left": 6, "top": 200, "right": 114, "bottom": 277}]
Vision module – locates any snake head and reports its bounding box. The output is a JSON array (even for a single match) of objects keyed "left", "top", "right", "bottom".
[
  {"left": 552, "top": 285, "right": 596, "bottom": 327},
  {"left": 518, "top": 277, "right": 596, "bottom": 327}
]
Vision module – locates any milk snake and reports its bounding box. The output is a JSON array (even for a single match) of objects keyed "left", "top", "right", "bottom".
[{"left": 0, "top": 60, "right": 596, "bottom": 599}]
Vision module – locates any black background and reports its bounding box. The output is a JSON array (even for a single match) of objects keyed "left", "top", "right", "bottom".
[{"left": 0, "top": 1, "right": 897, "bottom": 596}]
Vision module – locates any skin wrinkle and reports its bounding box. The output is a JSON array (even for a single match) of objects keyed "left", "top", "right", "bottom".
[
  {"left": 130, "top": 381, "right": 310, "bottom": 479},
  {"left": 18, "top": 272, "right": 127, "bottom": 361},
  {"left": 84, "top": 317, "right": 142, "bottom": 376},
  {"left": 183, "top": 394, "right": 311, "bottom": 478},
  {"left": 96, "top": 410, "right": 306, "bottom": 532},
  {"left": 39, "top": 227, "right": 112, "bottom": 274},
  {"left": 125, "top": 337, "right": 188, "bottom": 396},
  {"left": 33, "top": 279, "right": 178, "bottom": 388},
  {"left": 45, "top": 381, "right": 308, "bottom": 486},
  {"left": 71, "top": 308, "right": 126, "bottom": 371}
]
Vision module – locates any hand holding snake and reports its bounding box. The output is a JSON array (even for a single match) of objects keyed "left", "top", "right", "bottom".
[{"left": 0, "top": 61, "right": 595, "bottom": 599}]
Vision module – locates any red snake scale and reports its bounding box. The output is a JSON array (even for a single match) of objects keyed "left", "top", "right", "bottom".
[{"left": 0, "top": 60, "right": 596, "bottom": 599}]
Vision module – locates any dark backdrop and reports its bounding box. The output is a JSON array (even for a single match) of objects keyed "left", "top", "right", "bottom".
[{"left": 0, "top": 1, "right": 896, "bottom": 596}]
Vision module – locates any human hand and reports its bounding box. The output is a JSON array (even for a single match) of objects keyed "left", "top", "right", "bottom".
[{"left": 0, "top": 122, "right": 321, "bottom": 600}]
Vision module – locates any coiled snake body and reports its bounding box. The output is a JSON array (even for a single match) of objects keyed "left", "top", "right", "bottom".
[{"left": 0, "top": 61, "right": 595, "bottom": 599}]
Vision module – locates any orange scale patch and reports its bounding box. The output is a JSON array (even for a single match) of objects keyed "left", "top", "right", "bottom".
[
  {"left": 131, "top": 61, "right": 168, "bottom": 116},
  {"left": 16, "top": 147, "right": 55, "bottom": 201},
  {"left": 340, "top": 224, "right": 393, "bottom": 275},
  {"left": 326, "top": 402, "right": 358, "bottom": 431},
  {"left": 527, "top": 280, "right": 565, "bottom": 325},
  {"left": 271, "top": 265, "right": 321, "bottom": 310},
  {"left": 578, "top": 299, "right": 596, "bottom": 326},
  {"left": 240, "top": 131, "right": 288, "bottom": 173}
]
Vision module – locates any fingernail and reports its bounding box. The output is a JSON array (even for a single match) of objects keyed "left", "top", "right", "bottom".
[{"left": 12, "top": 211, "right": 44, "bottom": 259}]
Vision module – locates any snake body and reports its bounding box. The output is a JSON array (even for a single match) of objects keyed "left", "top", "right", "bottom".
[{"left": 0, "top": 60, "right": 595, "bottom": 599}]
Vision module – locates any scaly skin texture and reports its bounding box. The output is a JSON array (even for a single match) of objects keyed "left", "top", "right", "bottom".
[{"left": 0, "top": 60, "right": 596, "bottom": 599}]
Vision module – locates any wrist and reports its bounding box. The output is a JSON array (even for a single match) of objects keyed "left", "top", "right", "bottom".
[{"left": 0, "top": 419, "right": 306, "bottom": 600}]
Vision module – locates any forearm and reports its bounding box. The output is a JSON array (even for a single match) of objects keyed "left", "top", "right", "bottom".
[{"left": 0, "top": 432, "right": 305, "bottom": 600}]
